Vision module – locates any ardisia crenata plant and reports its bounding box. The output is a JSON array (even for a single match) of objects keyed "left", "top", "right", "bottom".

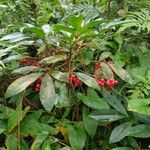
[{"left": 0, "top": 0, "right": 150, "bottom": 150}]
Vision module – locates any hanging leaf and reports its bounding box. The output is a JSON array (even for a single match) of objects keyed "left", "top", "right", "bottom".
[
  {"left": 101, "top": 62, "right": 114, "bottom": 79},
  {"left": 40, "top": 74, "right": 56, "bottom": 112},
  {"left": 75, "top": 72, "right": 99, "bottom": 89},
  {"left": 12, "top": 66, "right": 39, "bottom": 75},
  {"left": 6, "top": 134, "right": 18, "bottom": 150},
  {"left": 67, "top": 124, "right": 86, "bottom": 150},
  {"left": 129, "top": 124, "right": 150, "bottom": 138},
  {"left": 103, "top": 94, "right": 128, "bottom": 116},
  {"left": 109, "top": 63, "right": 133, "bottom": 84},
  {"left": 77, "top": 92, "right": 109, "bottom": 110},
  {"left": 128, "top": 98, "right": 150, "bottom": 115},
  {"left": 90, "top": 109, "right": 126, "bottom": 122},
  {"left": 5, "top": 73, "right": 42, "bottom": 98},
  {"left": 83, "top": 107, "right": 97, "bottom": 137},
  {"left": 39, "top": 54, "right": 67, "bottom": 65},
  {"left": 109, "top": 122, "right": 132, "bottom": 143},
  {"left": 31, "top": 132, "right": 49, "bottom": 150},
  {"left": 51, "top": 71, "right": 69, "bottom": 82}
]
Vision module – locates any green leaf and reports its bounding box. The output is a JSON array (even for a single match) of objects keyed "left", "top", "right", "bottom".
[
  {"left": 6, "top": 134, "right": 18, "bottom": 150},
  {"left": 8, "top": 106, "right": 29, "bottom": 132},
  {"left": 51, "top": 71, "right": 69, "bottom": 82},
  {"left": 0, "top": 32, "right": 25, "bottom": 41},
  {"left": 67, "top": 15, "right": 83, "bottom": 30},
  {"left": 31, "top": 132, "right": 49, "bottom": 150},
  {"left": 67, "top": 124, "right": 86, "bottom": 150},
  {"left": 39, "top": 54, "right": 67, "bottom": 65},
  {"left": 5, "top": 73, "right": 42, "bottom": 98},
  {"left": 75, "top": 72, "right": 99, "bottom": 89},
  {"left": 109, "top": 122, "right": 132, "bottom": 143},
  {"left": 129, "top": 124, "right": 150, "bottom": 138},
  {"left": 128, "top": 98, "right": 150, "bottom": 115},
  {"left": 103, "top": 94, "right": 128, "bottom": 116},
  {"left": 25, "top": 27, "right": 45, "bottom": 38},
  {"left": 21, "top": 139, "right": 30, "bottom": 150},
  {"left": 90, "top": 109, "right": 125, "bottom": 122},
  {"left": 20, "top": 113, "right": 56, "bottom": 137},
  {"left": 109, "top": 63, "right": 133, "bottom": 84},
  {"left": 77, "top": 93, "right": 109, "bottom": 110},
  {"left": 83, "top": 107, "right": 97, "bottom": 137},
  {"left": 40, "top": 74, "right": 56, "bottom": 112},
  {"left": 12, "top": 66, "right": 39, "bottom": 75},
  {"left": 41, "top": 139, "right": 52, "bottom": 150},
  {"left": 101, "top": 62, "right": 114, "bottom": 79}
]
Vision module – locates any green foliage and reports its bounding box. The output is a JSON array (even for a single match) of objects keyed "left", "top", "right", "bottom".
[{"left": 0, "top": 0, "right": 150, "bottom": 149}]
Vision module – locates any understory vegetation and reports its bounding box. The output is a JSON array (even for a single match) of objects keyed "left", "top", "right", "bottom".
[{"left": 0, "top": 0, "right": 150, "bottom": 149}]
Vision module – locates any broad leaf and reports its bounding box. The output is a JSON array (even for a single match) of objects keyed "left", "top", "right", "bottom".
[
  {"left": 6, "top": 134, "right": 18, "bottom": 150},
  {"left": 12, "top": 66, "right": 39, "bottom": 75},
  {"left": 51, "top": 71, "right": 69, "bottom": 82},
  {"left": 101, "top": 62, "right": 114, "bottom": 79},
  {"left": 77, "top": 92, "right": 109, "bottom": 110},
  {"left": 109, "top": 122, "right": 132, "bottom": 143},
  {"left": 103, "top": 94, "right": 128, "bottom": 116},
  {"left": 90, "top": 109, "right": 126, "bottom": 122},
  {"left": 129, "top": 124, "right": 150, "bottom": 138},
  {"left": 39, "top": 54, "right": 67, "bottom": 65},
  {"left": 83, "top": 107, "right": 97, "bottom": 137},
  {"left": 109, "top": 63, "right": 133, "bottom": 84},
  {"left": 75, "top": 72, "right": 99, "bottom": 89},
  {"left": 40, "top": 74, "right": 56, "bottom": 112},
  {"left": 128, "top": 98, "right": 150, "bottom": 115},
  {"left": 5, "top": 73, "right": 42, "bottom": 98},
  {"left": 67, "top": 124, "right": 86, "bottom": 150},
  {"left": 31, "top": 132, "right": 49, "bottom": 150}
]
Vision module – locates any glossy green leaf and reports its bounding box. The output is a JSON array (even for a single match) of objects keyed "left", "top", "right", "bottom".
[
  {"left": 39, "top": 54, "right": 67, "bottom": 65},
  {"left": 75, "top": 72, "right": 99, "bottom": 89},
  {"left": 101, "top": 62, "right": 114, "bottom": 79},
  {"left": 51, "top": 71, "right": 69, "bottom": 82},
  {"left": 109, "top": 122, "right": 132, "bottom": 143},
  {"left": 128, "top": 98, "right": 150, "bottom": 115},
  {"left": 5, "top": 73, "right": 42, "bottom": 98},
  {"left": 103, "top": 94, "right": 128, "bottom": 116},
  {"left": 77, "top": 92, "right": 109, "bottom": 110},
  {"left": 129, "top": 124, "right": 150, "bottom": 138},
  {"left": 12, "top": 66, "right": 39, "bottom": 75},
  {"left": 8, "top": 106, "right": 29, "bottom": 132},
  {"left": 40, "top": 74, "right": 56, "bottom": 112},
  {"left": 6, "top": 134, "right": 18, "bottom": 150},
  {"left": 83, "top": 107, "right": 97, "bottom": 137},
  {"left": 90, "top": 109, "right": 125, "bottom": 122},
  {"left": 109, "top": 63, "right": 133, "bottom": 84},
  {"left": 67, "top": 124, "right": 86, "bottom": 150},
  {"left": 31, "top": 132, "right": 49, "bottom": 150}
]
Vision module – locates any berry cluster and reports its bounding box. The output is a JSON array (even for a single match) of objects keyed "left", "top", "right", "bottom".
[
  {"left": 98, "top": 78, "right": 118, "bottom": 88},
  {"left": 20, "top": 58, "right": 39, "bottom": 66},
  {"left": 34, "top": 76, "right": 44, "bottom": 92},
  {"left": 69, "top": 74, "right": 81, "bottom": 87}
]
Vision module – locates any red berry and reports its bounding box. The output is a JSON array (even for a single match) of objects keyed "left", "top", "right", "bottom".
[
  {"left": 95, "top": 63, "right": 101, "bottom": 69},
  {"left": 99, "top": 78, "right": 105, "bottom": 82},
  {"left": 114, "top": 80, "right": 118, "bottom": 86},
  {"left": 98, "top": 80, "right": 104, "bottom": 86},
  {"left": 36, "top": 83, "right": 41, "bottom": 88},
  {"left": 75, "top": 79, "right": 81, "bottom": 87},
  {"left": 105, "top": 80, "right": 112, "bottom": 88},
  {"left": 35, "top": 87, "right": 40, "bottom": 92}
]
